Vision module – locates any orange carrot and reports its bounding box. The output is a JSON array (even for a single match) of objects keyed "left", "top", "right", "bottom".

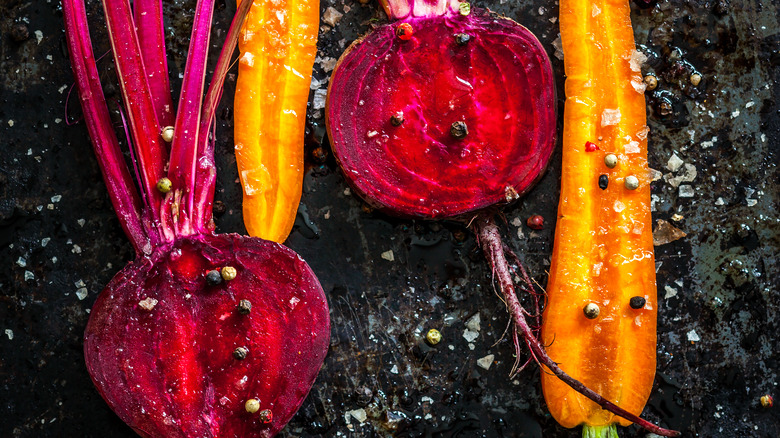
[
  {"left": 234, "top": 0, "right": 319, "bottom": 242},
  {"left": 541, "top": 0, "right": 658, "bottom": 436}
]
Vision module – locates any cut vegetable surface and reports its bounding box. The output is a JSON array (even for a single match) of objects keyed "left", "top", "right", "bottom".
[
  {"left": 541, "top": 0, "right": 664, "bottom": 435},
  {"left": 234, "top": 0, "right": 320, "bottom": 243},
  {"left": 327, "top": 4, "right": 555, "bottom": 218},
  {"left": 326, "top": 0, "right": 678, "bottom": 435},
  {"left": 63, "top": 0, "right": 329, "bottom": 436}
]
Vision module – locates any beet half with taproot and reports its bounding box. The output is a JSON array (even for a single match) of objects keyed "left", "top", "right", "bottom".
[
  {"left": 326, "top": 0, "right": 678, "bottom": 435},
  {"left": 63, "top": 0, "right": 329, "bottom": 436}
]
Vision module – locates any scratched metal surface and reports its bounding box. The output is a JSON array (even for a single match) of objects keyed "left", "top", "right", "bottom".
[{"left": 0, "top": 0, "right": 778, "bottom": 437}]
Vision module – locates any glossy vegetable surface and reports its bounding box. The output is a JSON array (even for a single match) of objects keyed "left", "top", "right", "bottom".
[
  {"left": 325, "top": 1, "right": 677, "bottom": 435},
  {"left": 85, "top": 234, "right": 329, "bottom": 438},
  {"left": 326, "top": 6, "right": 555, "bottom": 218},
  {"left": 63, "top": 0, "right": 329, "bottom": 435},
  {"left": 234, "top": 0, "right": 320, "bottom": 242},
  {"left": 541, "top": 0, "right": 657, "bottom": 432}
]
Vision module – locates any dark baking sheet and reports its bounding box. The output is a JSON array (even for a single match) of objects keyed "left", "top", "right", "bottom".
[{"left": 1, "top": 0, "right": 778, "bottom": 436}]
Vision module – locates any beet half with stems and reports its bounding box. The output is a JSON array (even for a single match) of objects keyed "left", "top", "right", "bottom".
[
  {"left": 326, "top": 0, "right": 676, "bottom": 433},
  {"left": 62, "top": 0, "right": 329, "bottom": 436}
]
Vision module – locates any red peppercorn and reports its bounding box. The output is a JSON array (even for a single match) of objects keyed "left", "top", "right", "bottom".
[
  {"left": 585, "top": 141, "right": 599, "bottom": 152},
  {"left": 527, "top": 215, "right": 544, "bottom": 230},
  {"left": 258, "top": 409, "right": 273, "bottom": 423},
  {"left": 396, "top": 23, "right": 414, "bottom": 40}
]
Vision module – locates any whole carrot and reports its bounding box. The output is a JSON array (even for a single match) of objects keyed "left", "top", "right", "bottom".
[{"left": 541, "top": 0, "right": 671, "bottom": 436}]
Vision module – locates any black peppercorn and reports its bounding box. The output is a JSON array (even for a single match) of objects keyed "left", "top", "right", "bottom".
[
  {"left": 630, "top": 296, "right": 647, "bottom": 309},
  {"left": 233, "top": 346, "right": 249, "bottom": 360},
  {"left": 450, "top": 121, "right": 468, "bottom": 139},
  {"left": 206, "top": 270, "right": 223, "bottom": 285},
  {"left": 598, "top": 174, "right": 609, "bottom": 190},
  {"left": 237, "top": 299, "right": 252, "bottom": 315},
  {"left": 455, "top": 33, "right": 471, "bottom": 45}
]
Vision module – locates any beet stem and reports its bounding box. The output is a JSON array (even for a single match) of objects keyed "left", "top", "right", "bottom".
[
  {"left": 62, "top": 0, "right": 152, "bottom": 254},
  {"left": 474, "top": 216, "right": 680, "bottom": 437},
  {"left": 102, "top": 0, "right": 169, "bottom": 235},
  {"left": 165, "top": 0, "right": 216, "bottom": 237},
  {"left": 133, "top": 0, "right": 175, "bottom": 130},
  {"left": 192, "top": 0, "right": 253, "bottom": 230}
]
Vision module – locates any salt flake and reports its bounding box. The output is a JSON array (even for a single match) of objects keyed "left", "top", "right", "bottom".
[
  {"left": 138, "top": 297, "right": 158, "bottom": 310},
  {"left": 626, "top": 49, "right": 647, "bottom": 72},
  {"left": 601, "top": 109, "right": 621, "bottom": 127},
  {"left": 477, "top": 354, "right": 495, "bottom": 370},
  {"left": 666, "top": 154, "right": 684, "bottom": 172},
  {"left": 76, "top": 288, "right": 88, "bottom": 300},
  {"left": 465, "top": 313, "right": 481, "bottom": 332},
  {"left": 624, "top": 141, "right": 640, "bottom": 154},
  {"left": 462, "top": 328, "right": 479, "bottom": 343}
]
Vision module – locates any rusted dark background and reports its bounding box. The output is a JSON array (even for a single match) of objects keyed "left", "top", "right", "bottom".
[{"left": 1, "top": 0, "right": 778, "bottom": 436}]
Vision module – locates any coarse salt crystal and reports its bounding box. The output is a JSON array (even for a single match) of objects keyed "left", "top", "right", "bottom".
[
  {"left": 624, "top": 141, "right": 640, "bottom": 154},
  {"left": 465, "top": 313, "right": 481, "bottom": 332},
  {"left": 679, "top": 185, "right": 695, "bottom": 198},
  {"left": 626, "top": 49, "right": 648, "bottom": 72},
  {"left": 312, "top": 88, "right": 327, "bottom": 110},
  {"left": 477, "top": 354, "right": 495, "bottom": 370},
  {"left": 239, "top": 52, "right": 254, "bottom": 67},
  {"left": 631, "top": 78, "right": 646, "bottom": 94},
  {"left": 463, "top": 329, "right": 479, "bottom": 343},
  {"left": 667, "top": 153, "right": 684, "bottom": 172},
  {"left": 601, "top": 109, "right": 621, "bottom": 127},
  {"left": 138, "top": 297, "right": 158, "bottom": 310},
  {"left": 637, "top": 125, "right": 650, "bottom": 140}
]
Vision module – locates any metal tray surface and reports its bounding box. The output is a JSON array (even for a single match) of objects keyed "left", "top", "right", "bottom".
[{"left": 0, "top": 0, "right": 778, "bottom": 436}]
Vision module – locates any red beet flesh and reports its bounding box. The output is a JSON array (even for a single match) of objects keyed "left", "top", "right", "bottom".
[
  {"left": 84, "top": 234, "right": 329, "bottom": 438},
  {"left": 326, "top": 10, "right": 556, "bottom": 218}
]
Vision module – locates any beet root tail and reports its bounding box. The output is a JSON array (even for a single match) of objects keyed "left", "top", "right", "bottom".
[{"left": 473, "top": 215, "right": 680, "bottom": 437}]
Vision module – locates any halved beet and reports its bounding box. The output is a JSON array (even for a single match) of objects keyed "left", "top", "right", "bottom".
[
  {"left": 326, "top": 9, "right": 555, "bottom": 218},
  {"left": 84, "top": 234, "right": 329, "bottom": 438}
]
